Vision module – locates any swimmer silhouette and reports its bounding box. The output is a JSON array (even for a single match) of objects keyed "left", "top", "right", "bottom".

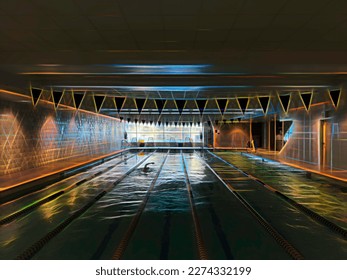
[{"left": 143, "top": 162, "right": 155, "bottom": 172}]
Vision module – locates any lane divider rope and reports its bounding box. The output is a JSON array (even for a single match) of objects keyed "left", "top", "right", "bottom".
[
  {"left": 195, "top": 152, "right": 304, "bottom": 260},
  {"left": 15, "top": 152, "right": 155, "bottom": 260},
  {"left": 112, "top": 151, "right": 169, "bottom": 260},
  {"left": 207, "top": 151, "right": 347, "bottom": 239},
  {"left": 182, "top": 153, "right": 208, "bottom": 260},
  {"left": 0, "top": 152, "right": 139, "bottom": 226}
]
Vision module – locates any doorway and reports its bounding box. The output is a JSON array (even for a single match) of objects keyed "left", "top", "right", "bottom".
[{"left": 320, "top": 120, "right": 327, "bottom": 169}]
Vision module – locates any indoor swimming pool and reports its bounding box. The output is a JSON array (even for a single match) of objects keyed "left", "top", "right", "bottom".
[
  {"left": 0, "top": 150, "right": 346, "bottom": 260},
  {"left": 213, "top": 151, "right": 347, "bottom": 230}
]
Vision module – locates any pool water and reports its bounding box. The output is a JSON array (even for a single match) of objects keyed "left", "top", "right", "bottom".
[
  {"left": 0, "top": 151, "right": 346, "bottom": 260},
  {"left": 213, "top": 151, "right": 347, "bottom": 230}
]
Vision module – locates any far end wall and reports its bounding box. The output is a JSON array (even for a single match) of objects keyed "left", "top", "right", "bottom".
[{"left": 215, "top": 123, "right": 250, "bottom": 148}]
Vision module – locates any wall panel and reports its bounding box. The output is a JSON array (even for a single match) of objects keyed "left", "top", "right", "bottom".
[{"left": 0, "top": 95, "right": 123, "bottom": 176}]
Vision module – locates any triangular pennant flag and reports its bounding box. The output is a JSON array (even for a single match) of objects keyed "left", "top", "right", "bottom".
[
  {"left": 31, "top": 87, "right": 43, "bottom": 106},
  {"left": 115, "top": 97, "right": 126, "bottom": 113},
  {"left": 141, "top": 120, "right": 146, "bottom": 125},
  {"left": 52, "top": 90, "right": 64, "bottom": 109},
  {"left": 216, "top": 99, "right": 228, "bottom": 115},
  {"left": 135, "top": 98, "right": 146, "bottom": 114},
  {"left": 93, "top": 95, "right": 106, "bottom": 113},
  {"left": 175, "top": 99, "right": 186, "bottom": 114},
  {"left": 258, "top": 96, "right": 270, "bottom": 115},
  {"left": 300, "top": 92, "right": 313, "bottom": 112},
  {"left": 73, "top": 92, "right": 85, "bottom": 109},
  {"left": 237, "top": 98, "right": 249, "bottom": 114},
  {"left": 329, "top": 89, "right": 341, "bottom": 108},
  {"left": 155, "top": 99, "right": 166, "bottom": 114},
  {"left": 279, "top": 94, "right": 291, "bottom": 113},
  {"left": 158, "top": 121, "right": 162, "bottom": 126},
  {"left": 195, "top": 99, "right": 207, "bottom": 115}
]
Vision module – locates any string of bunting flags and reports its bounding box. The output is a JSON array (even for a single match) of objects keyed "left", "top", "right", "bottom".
[{"left": 29, "top": 87, "right": 342, "bottom": 118}]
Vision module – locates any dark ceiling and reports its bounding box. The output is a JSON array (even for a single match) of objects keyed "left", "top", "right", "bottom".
[{"left": 0, "top": 0, "right": 346, "bottom": 120}]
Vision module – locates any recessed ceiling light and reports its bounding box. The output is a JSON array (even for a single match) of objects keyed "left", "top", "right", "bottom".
[{"left": 36, "top": 64, "right": 62, "bottom": 67}]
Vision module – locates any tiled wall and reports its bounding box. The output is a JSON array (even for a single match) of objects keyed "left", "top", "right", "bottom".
[
  {"left": 280, "top": 88, "right": 347, "bottom": 170},
  {"left": 280, "top": 107, "right": 320, "bottom": 165},
  {"left": 325, "top": 120, "right": 347, "bottom": 170},
  {"left": 0, "top": 95, "right": 123, "bottom": 176},
  {"left": 324, "top": 102, "right": 347, "bottom": 170}
]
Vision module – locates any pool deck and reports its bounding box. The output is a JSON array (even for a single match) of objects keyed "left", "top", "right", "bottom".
[
  {"left": 0, "top": 150, "right": 127, "bottom": 193},
  {"left": 254, "top": 149, "right": 347, "bottom": 182},
  {"left": 2, "top": 147, "right": 346, "bottom": 200}
]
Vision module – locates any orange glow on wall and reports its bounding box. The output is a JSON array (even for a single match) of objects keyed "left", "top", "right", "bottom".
[
  {"left": 39, "top": 116, "right": 59, "bottom": 166},
  {"left": 0, "top": 91, "right": 125, "bottom": 180},
  {"left": 215, "top": 124, "right": 250, "bottom": 148},
  {"left": 0, "top": 112, "right": 26, "bottom": 175}
]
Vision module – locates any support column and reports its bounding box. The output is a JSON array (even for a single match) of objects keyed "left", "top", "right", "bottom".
[
  {"left": 274, "top": 115, "right": 277, "bottom": 151},
  {"left": 282, "top": 120, "right": 284, "bottom": 149},
  {"left": 267, "top": 119, "right": 271, "bottom": 150},
  {"left": 249, "top": 118, "right": 254, "bottom": 151}
]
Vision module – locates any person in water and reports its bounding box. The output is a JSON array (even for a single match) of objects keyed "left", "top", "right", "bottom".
[{"left": 143, "top": 162, "right": 155, "bottom": 172}]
